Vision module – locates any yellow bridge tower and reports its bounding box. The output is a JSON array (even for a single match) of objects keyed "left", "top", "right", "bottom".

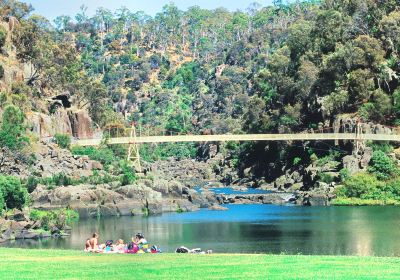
[{"left": 127, "top": 122, "right": 142, "bottom": 173}]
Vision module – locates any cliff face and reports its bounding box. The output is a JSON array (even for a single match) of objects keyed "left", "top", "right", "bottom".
[
  {"left": 0, "top": 19, "right": 95, "bottom": 140},
  {"left": 28, "top": 109, "right": 93, "bottom": 139},
  {"left": 333, "top": 115, "right": 395, "bottom": 135},
  {"left": 0, "top": 20, "right": 33, "bottom": 93}
]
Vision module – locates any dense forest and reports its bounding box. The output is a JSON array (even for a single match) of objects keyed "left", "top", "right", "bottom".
[{"left": 0, "top": 0, "right": 400, "bottom": 207}]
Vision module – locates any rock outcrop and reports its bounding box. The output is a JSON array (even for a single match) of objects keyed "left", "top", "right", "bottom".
[
  {"left": 30, "top": 178, "right": 208, "bottom": 218},
  {"left": 28, "top": 109, "right": 93, "bottom": 139},
  {"left": 333, "top": 115, "right": 394, "bottom": 135},
  {"left": 31, "top": 184, "right": 161, "bottom": 218},
  {"left": 0, "top": 141, "right": 100, "bottom": 178},
  {"left": 217, "top": 193, "right": 288, "bottom": 205},
  {"left": 150, "top": 158, "right": 215, "bottom": 187},
  {"left": 0, "top": 210, "right": 55, "bottom": 243}
]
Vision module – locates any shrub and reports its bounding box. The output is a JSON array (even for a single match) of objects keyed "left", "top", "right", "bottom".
[
  {"left": 25, "top": 176, "right": 38, "bottom": 193},
  {"left": 0, "top": 105, "right": 28, "bottom": 150},
  {"left": 40, "top": 173, "right": 74, "bottom": 187},
  {"left": 334, "top": 185, "right": 347, "bottom": 198},
  {"left": 119, "top": 161, "right": 136, "bottom": 186},
  {"left": 29, "top": 209, "right": 79, "bottom": 231},
  {"left": 358, "top": 102, "right": 375, "bottom": 121},
  {"left": 71, "top": 146, "right": 116, "bottom": 166},
  {"left": 339, "top": 168, "right": 350, "bottom": 182},
  {"left": 139, "top": 143, "right": 197, "bottom": 162},
  {"left": 342, "top": 172, "right": 382, "bottom": 199},
  {"left": 0, "top": 188, "right": 4, "bottom": 215},
  {"left": 368, "top": 142, "right": 393, "bottom": 153},
  {"left": 315, "top": 151, "right": 340, "bottom": 168},
  {"left": 54, "top": 134, "right": 71, "bottom": 149},
  {"left": 0, "top": 26, "right": 6, "bottom": 48},
  {"left": 293, "top": 157, "right": 301, "bottom": 166},
  {"left": 81, "top": 170, "right": 117, "bottom": 185},
  {"left": 382, "top": 179, "right": 400, "bottom": 200},
  {"left": 0, "top": 175, "right": 28, "bottom": 213},
  {"left": 368, "top": 151, "right": 398, "bottom": 180},
  {"left": 0, "top": 64, "right": 4, "bottom": 79},
  {"left": 318, "top": 172, "right": 335, "bottom": 184},
  {"left": 310, "top": 153, "right": 318, "bottom": 163}
]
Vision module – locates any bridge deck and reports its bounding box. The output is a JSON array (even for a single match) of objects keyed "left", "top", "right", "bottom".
[{"left": 71, "top": 133, "right": 400, "bottom": 146}]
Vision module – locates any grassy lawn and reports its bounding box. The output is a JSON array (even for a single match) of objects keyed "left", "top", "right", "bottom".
[{"left": 0, "top": 248, "right": 400, "bottom": 279}]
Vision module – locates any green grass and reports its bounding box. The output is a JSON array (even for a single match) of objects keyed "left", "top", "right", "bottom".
[
  {"left": 332, "top": 197, "right": 400, "bottom": 206},
  {"left": 1, "top": 248, "right": 400, "bottom": 279}
]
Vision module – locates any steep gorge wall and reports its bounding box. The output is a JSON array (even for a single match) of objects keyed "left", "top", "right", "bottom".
[
  {"left": 0, "top": 20, "right": 33, "bottom": 93},
  {"left": 28, "top": 109, "right": 94, "bottom": 139}
]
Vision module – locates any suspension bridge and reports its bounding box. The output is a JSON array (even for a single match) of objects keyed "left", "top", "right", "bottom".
[
  {"left": 69, "top": 122, "right": 400, "bottom": 172},
  {"left": 72, "top": 133, "right": 400, "bottom": 146}
]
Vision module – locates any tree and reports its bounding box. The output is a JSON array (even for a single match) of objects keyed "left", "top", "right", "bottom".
[
  {"left": 0, "top": 175, "right": 28, "bottom": 212},
  {"left": 0, "top": 105, "right": 28, "bottom": 150},
  {"left": 0, "top": 26, "right": 7, "bottom": 48},
  {"left": 368, "top": 151, "right": 398, "bottom": 180},
  {"left": 342, "top": 172, "right": 382, "bottom": 199},
  {"left": 0, "top": 0, "right": 33, "bottom": 20}
]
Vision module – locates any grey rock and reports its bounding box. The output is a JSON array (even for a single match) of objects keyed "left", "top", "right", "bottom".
[{"left": 208, "top": 204, "right": 228, "bottom": 211}]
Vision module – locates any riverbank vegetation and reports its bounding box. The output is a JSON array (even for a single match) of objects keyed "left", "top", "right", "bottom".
[
  {"left": 29, "top": 209, "right": 79, "bottom": 231},
  {"left": 0, "top": 248, "right": 399, "bottom": 279},
  {"left": 333, "top": 149, "right": 400, "bottom": 205},
  {"left": 0, "top": 175, "right": 28, "bottom": 214}
]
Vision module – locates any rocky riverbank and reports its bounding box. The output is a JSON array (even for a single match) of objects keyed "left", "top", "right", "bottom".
[
  {"left": 30, "top": 179, "right": 209, "bottom": 218},
  {"left": 0, "top": 209, "right": 71, "bottom": 243}
]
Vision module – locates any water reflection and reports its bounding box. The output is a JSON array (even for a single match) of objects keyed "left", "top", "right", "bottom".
[{"left": 2, "top": 205, "right": 400, "bottom": 256}]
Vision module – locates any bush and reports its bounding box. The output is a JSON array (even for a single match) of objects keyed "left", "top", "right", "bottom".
[
  {"left": 339, "top": 168, "right": 350, "bottom": 182},
  {"left": 293, "top": 157, "right": 301, "bottom": 166},
  {"left": 382, "top": 179, "right": 400, "bottom": 200},
  {"left": 118, "top": 161, "right": 136, "bottom": 186},
  {"left": 341, "top": 172, "right": 382, "bottom": 199},
  {"left": 310, "top": 153, "right": 318, "bottom": 163},
  {"left": 81, "top": 170, "right": 117, "bottom": 185},
  {"left": 71, "top": 146, "right": 117, "bottom": 166},
  {"left": 0, "top": 105, "right": 28, "bottom": 150},
  {"left": 368, "top": 151, "right": 398, "bottom": 180},
  {"left": 0, "top": 64, "right": 4, "bottom": 79},
  {"left": 0, "top": 26, "right": 6, "bottom": 48},
  {"left": 0, "top": 175, "right": 28, "bottom": 213},
  {"left": 25, "top": 176, "right": 38, "bottom": 193},
  {"left": 54, "top": 134, "right": 71, "bottom": 149},
  {"left": 30, "top": 209, "right": 79, "bottom": 231},
  {"left": 315, "top": 151, "right": 340, "bottom": 167},
  {"left": 139, "top": 143, "right": 197, "bottom": 162},
  {"left": 358, "top": 102, "right": 375, "bottom": 121},
  {"left": 368, "top": 142, "right": 393, "bottom": 153},
  {"left": 331, "top": 197, "right": 400, "bottom": 206},
  {"left": 318, "top": 172, "right": 335, "bottom": 184},
  {"left": 42, "top": 173, "right": 73, "bottom": 187}
]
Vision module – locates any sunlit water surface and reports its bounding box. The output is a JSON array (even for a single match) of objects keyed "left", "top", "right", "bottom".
[{"left": 3, "top": 204, "right": 400, "bottom": 256}]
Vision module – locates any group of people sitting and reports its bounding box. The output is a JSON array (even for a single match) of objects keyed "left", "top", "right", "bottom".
[{"left": 84, "top": 232, "right": 161, "bottom": 254}]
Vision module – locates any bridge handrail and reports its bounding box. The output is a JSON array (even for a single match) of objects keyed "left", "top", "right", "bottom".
[{"left": 70, "top": 132, "right": 400, "bottom": 146}]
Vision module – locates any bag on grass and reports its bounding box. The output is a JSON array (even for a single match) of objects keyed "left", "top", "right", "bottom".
[
  {"left": 175, "top": 246, "right": 190, "bottom": 253},
  {"left": 126, "top": 242, "right": 139, "bottom": 254}
]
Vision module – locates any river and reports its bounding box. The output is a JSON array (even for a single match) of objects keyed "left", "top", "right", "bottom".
[{"left": 2, "top": 204, "right": 400, "bottom": 256}]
